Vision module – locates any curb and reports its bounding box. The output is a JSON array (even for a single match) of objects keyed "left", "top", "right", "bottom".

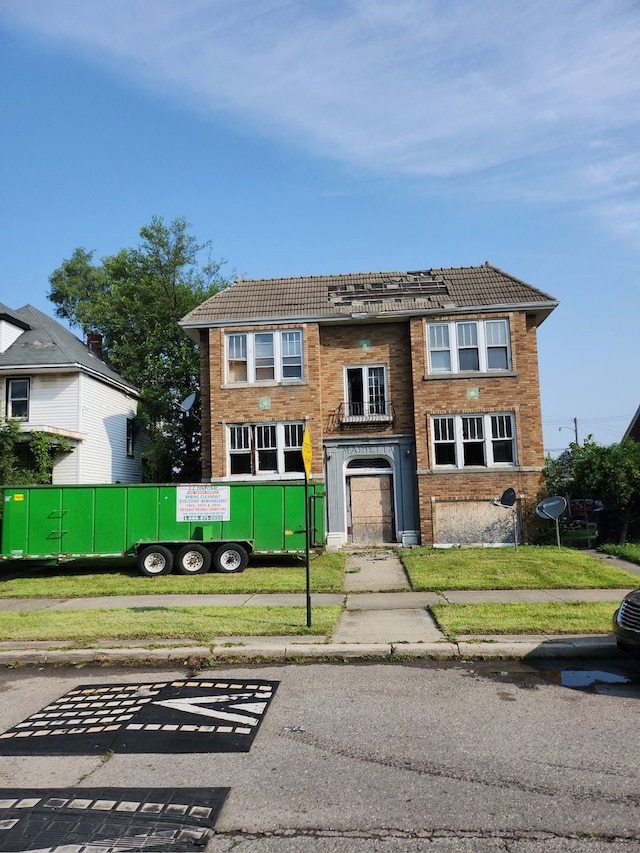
[{"left": 0, "top": 635, "right": 620, "bottom": 666}]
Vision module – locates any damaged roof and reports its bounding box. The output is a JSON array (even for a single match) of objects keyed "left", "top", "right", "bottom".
[
  {"left": 180, "top": 262, "right": 558, "bottom": 331},
  {"left": 0, "top": 303, "right": 139, "bottom": 394}
]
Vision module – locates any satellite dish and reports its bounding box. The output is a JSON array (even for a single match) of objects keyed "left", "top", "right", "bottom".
[
  {"left": 179, "top": 392, "right": 196, "bottom": 413},
  {"left": 536, "top": 496, "right": 567, "bottom": 520},
  {"left": 498, "top": 487, "right": 516, "bottom": 508}
]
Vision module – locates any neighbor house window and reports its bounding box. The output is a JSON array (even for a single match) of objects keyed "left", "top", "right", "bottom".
[
  {"left": 227, "top": 422, "right": 305, "bottom": 476},
  {"left": 7, "top": 378, "right": 29, "bottom": 420},
  {"left": 432, "top": 413, "right": 516, "bottom": 467},
  {"left": 126, "top": 418, "right": 135, "bottom": 457},
  {"left": 344, "top": 365, "right": 389, "bottom": 418},
  {"left": 225, "top": 330, "right": 303, "bottom": 383},
  {"left": 427, "top": 319, "right": 510, "bottom": 374}
]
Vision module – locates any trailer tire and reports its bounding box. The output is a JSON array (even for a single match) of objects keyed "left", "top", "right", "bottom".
[
  {"left": 138, "top": 545, "right": 174, "bottom": 577},
  {"left": 213, "top": 543, "right": 248, "bottom": 573},
  {"left": 175, "top": 544, "right": 211, "bottom": 575}
]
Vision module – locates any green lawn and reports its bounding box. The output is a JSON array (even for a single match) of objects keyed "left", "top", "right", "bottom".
[
  {"left": 0, "top": 605, "right": 343, "bottom": 645},
  {"left": 401, "top": 546, "right": 639, "bottom": 591},
  {"left": 0, "top": 552, "right": 346, "bottom": 597},
  {"left": 430, "top": 601, "right": 616, "bottom": 638},
  {"left": 600, "top": 543, "right": 640, "bottom": 566}
]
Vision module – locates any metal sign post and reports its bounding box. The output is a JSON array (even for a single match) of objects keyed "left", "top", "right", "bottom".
[{"left": 302, "top": 425, "right": 313, "bottom": 628}]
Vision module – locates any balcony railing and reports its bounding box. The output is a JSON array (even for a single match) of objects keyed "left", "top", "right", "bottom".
[{"left": 338, "top": 400, "right": 395, "bottom": 425}]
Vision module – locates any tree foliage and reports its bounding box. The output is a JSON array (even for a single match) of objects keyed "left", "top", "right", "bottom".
[
  {"left": 48, "top": 216, "right": 228, "bottom": 481},
  {"left": 545, "top": 439, "right": 640, "bottom": 544}
]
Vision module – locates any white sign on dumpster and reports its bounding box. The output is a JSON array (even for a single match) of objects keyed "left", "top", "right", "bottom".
[{"left": 176, "top": 485, "right": 230, "bottom": 522}]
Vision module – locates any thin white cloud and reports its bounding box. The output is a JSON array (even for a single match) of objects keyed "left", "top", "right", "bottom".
[{"left": 2, "top": 0, "right": 639, "bottom": 232}]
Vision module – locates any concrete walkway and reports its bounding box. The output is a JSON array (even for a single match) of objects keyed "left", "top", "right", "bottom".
[{"left": 0, "top": 548, "right": 636, "bottom": 664}]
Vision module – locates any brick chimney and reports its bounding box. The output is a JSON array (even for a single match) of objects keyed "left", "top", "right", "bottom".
[{"left": 86, "top": 333, "right": 103, "bottom": 359}]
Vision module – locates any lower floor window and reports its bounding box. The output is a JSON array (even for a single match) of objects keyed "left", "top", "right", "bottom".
[
  {"left": 432, "top": 413, "right": 516, "bottom": 467},
  {"left": 228, "top": 421, "right": 305, "bottom": 476}
]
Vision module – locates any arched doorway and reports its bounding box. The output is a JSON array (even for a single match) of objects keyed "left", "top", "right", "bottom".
[{"left": 345, "top": 457, "right": 396, "bottom": 544}]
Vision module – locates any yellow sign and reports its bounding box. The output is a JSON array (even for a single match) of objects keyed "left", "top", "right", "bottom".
[{"left": 302, "top": 425, "right": 312, "bottom": 479}]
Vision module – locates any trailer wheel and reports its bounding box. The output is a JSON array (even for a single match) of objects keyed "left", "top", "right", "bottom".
[
  {"left": 175, "top": 544, "right": 211, "bottom": 575},
  {"left": 213, "top": 543, "right": 248, "bottom": 573},
  {"left": 138, "top": 545, "right": 174, "bottom": 577}
]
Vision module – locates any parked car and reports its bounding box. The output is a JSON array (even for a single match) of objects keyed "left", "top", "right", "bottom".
[{"left": 613, "top": 589, "right": 640, "bottom": 657}]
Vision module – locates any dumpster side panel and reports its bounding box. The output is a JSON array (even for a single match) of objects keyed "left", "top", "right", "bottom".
[
  {"left": 125, "top": 486, "right": 161, "bottom": 549},
  {"left": 95, "top": 487, "right": 128, "bottom": 553},
  {"left": 283, "top": 483, "right": 307, "bottom": 552},
  {"left": 252, "top": 484, "right": 286, "bottom": 550},
  {"left": 26, "top": 489, "right": 64, "bottom": 554},
  {"left": 158, "top": 485, "right": 190, "bottom": 542},
  {"left": 220, "top": 485, "right": 254, "bottom": 543},
  {"left": 61, "top": 488, "right": 96, "bottom": 553},
  {"left": 1, "top": 490, "right": 30, "bottom": 557}
]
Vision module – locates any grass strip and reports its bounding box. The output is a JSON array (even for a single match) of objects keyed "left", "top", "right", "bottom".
[
  {"left": 401, "top": 546, "right": 639, "bottom": 591},
  {"left": 0, "top": 552, "right": 346, "bottom": 598},
  {"left": 0, "top": 605, "right": 343, "bottom": 645},
  {"left": 430, "top": 601, "right": 615, "bottom": 638},
  {"left": 600, "top": 544, "right": 640, "bottom": 566}
]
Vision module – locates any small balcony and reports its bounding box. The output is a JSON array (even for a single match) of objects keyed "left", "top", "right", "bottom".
[{"left": 337, "top": 400, "right": 395, "bottom": 426}]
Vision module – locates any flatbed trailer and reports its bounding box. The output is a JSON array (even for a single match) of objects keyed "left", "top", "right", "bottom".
[{"left": 0, "top": 481, "right": 325, "bottom": 576}]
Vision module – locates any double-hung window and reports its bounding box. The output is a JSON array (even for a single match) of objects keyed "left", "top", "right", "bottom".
[
  {"left": 6, "top": 378, "right": 29, "bottom": 420},
  {"left": 226, "top": 330, "right": 303, "bottom": 383},
  {"left": 432, "top": 413, "right": 516, "bottom": 467},
  {"left": 344, "top": 365, "right": 389, "bottom": 419},
  {"left": 427, "top": 319, "right": 510, "bottom": 374},
  {"left": 227, "top": 421, "right": 305, "bottom": 476}
]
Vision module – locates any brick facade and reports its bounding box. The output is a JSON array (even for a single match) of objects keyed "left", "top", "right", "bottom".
[{"left": 184, "top": 265, "right": 555, "bottom": 548}]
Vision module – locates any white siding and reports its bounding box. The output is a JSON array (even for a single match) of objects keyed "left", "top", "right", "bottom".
[
  {"left": 29, "top": 374, "right": 81, "bottom": 431},
  {"left": 71, "top": 373, "right": 142, "bottom": 484}
]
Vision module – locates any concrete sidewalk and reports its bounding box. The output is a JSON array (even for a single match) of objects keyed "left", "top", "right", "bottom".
[{"left": 0, "top": 548, "right": 635, "bottom": 665}]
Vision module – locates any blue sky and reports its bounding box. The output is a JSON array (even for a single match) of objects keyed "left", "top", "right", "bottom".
[{"left": 1, "top": 0, "right": 638, "bottom": 453}]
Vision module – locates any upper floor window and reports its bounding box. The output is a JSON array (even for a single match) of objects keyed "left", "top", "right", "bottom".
[
  {"left": 227, "top": 421, "right": 305, "bottom": 476},
  {"left": 126, "top": 418, "right": 135, "bottom": 457},
  {"left": 343, "top": 364, "right": 390, "bottom": 420},
  {"left": 226, "top": 330, "right": 303, "bottom": 383},
  {"left": 6, "top": 378, "right": 29, "bottom": 420},
  {"left": 432, "top": 413, "right": 516, "bottom": 467},
  {"left": 427, "top": 319, "right": 510, "bottom": 374}
]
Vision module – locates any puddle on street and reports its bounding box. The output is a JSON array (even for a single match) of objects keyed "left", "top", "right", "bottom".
[
  {"left": 558, "top": 669, "right": 630, "bottom": 688},
  {"left": 460, "top": 659, "right": 640, "bottom": 696}
]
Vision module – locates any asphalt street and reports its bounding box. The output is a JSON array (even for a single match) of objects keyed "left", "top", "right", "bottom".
[{"left": 0, "top": 658, "right": 638, "bottom": 852}]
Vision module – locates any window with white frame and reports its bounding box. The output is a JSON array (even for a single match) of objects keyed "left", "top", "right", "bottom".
[
  {"left": 227, "top": 421, "right": 305, "bottom": 476},
  {"left": 432, "top": 413, "right": 516, "bottom": 467},
  {"left": 226, "top": 330, "right": 303, "bottom": 383},
  {"left": 6, "top": 378, "right": 29, "bottom": 420},
  {"left": 344, "top": 365, "right": 389, "bottom": 418},
  {"left": 427, "top": 319, "right": 510, "bottom": 374}
]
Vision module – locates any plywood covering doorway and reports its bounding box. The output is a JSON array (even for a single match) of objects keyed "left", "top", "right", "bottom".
[{"left": 347, "top": 473, "right": 395, "bottom": 544}]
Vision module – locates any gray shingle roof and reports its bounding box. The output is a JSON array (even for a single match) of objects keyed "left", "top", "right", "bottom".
[
  {"left": 180, "top": 262, "right": 558, "bottom": 329},
  {"left": 0, "top": 303, "right": 139, "bottom": 394}
]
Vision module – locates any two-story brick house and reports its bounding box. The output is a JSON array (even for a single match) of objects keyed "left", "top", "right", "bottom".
[{"left": 180, "top": 263, "right": 557, "bottom": 548}]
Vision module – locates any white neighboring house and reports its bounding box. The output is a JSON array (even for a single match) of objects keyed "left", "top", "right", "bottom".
[{"left": 0, "top": 303, "right": 142, "bottom": 484}]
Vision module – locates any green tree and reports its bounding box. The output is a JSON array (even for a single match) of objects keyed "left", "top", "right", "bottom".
[
  {"left": 48, "top": 216, "right": 228, "bottom": 481},
  {"left": 568, "top": 439, "right": 640, "bottom": 545}
]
